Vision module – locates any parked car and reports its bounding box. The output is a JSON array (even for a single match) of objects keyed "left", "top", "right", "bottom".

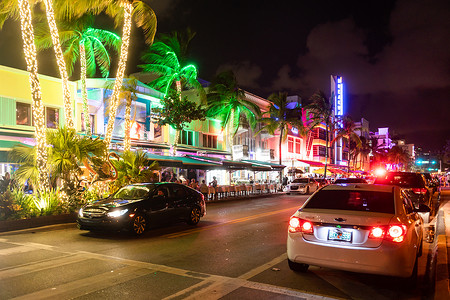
[
  {"left": 421, "top": 172, "right": 439, "bottom": 194},
  {"left": 287, "top": 183, "right": 429, "bottom": 278},
  {"left": 77, "top": 182, "right": 206, "bottom": 235},
  {"left": 286, "top": 178, "right": 319, "bottom": 195},
  {"left": 333, "top": 177, "right": 368, "bottom": 184},
  {"left": 373, "top": 172, "right": 433, "bottom": 214},
  {"left": 315, "top": 178, "right": 330, "bottom": 188}
]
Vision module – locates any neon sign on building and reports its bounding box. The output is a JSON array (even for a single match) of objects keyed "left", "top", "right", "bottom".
[{"left": 333, "top": 76, "right": 344, "bottom": 116}]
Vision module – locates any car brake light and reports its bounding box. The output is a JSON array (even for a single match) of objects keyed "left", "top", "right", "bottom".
[
  {"left": 369, "top": 227, "right": 385, "bottom": 239},
  {"left": 369, "top": 225, "right": 407, "bottom": 243},
  {"left": 289, "top": 216, "right": 313, "bottom": 234},
  {"left": 411, "top": 188, "right": 427, "bottom": 195}
]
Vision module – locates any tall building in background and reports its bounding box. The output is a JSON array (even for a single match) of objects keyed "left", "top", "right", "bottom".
[{"left": 331, "top": 75, "right": 347, "bottom": 167}]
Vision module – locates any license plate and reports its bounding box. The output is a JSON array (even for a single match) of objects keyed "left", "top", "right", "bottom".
[{"left": 328, "top": 229, "right": 352, "bottom": 242}]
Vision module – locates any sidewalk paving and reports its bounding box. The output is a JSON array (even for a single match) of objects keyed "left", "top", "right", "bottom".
[{"left": 434, "top": 187, "right": 450, "bottom": 300}]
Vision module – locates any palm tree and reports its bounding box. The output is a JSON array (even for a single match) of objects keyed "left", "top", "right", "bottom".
[
  {"left": 306, "top": 90, "right": 334, "bottom": 178},
  {"left": 387, "top": 146, "right": 410, "bottom": 171},
  {"left": 0, "top": 0, "right": 50, "bottom": 193},
  {"left": 332, "top": 115, "right": 362, "bottom": 171},
  {"left": 257, "top": 92, "right": 305, "bottom": 181},
  {"left": 206, "top": 70, "right": 261, "bottom": 157},
  {"left": 35, "top": 15, "right": 121, "bottom": 136},
  {"left": 104, "top": 76, "right": 139, "bottom": 152},
  {"left": 110, "top": 150, "right": 160, "bottom": 189},
  {"left": 9, "top": 127, "right": 106, "bottom": 195},
  {"left": 92, "top": 0, "right": 157, "bottom": 149},
  {"left": 139, "top": 28, "right": 205, "bottom": 102}
]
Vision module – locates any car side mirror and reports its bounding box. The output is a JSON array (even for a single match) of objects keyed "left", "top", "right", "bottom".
[{"left": 415, "top": 203, "right": 431, "bottom": 213}]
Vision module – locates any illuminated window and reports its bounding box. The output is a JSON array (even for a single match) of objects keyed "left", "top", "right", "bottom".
[
  {"left": 202, "top": 134, "right": 217, "bottom": 148},
  {"left": 46, "top": 107, "right": 59, "bottom": 129},
  {"left": 316, "top": 128, "right": 326, "bottom": 140},
  {"left": 179, "top": 130, "right": 194, "bottom": 146},
  {"left": 313, "top": 145, "right": 326, "bottom": 157},
  {"left": 81, "top": 113, "right": 95, "bottom": 134},
  {"left": 295, "top": 138, "right": 301, "bottom": 154},
  {"left": 288, "top": 136, "right": 294, "bottom": 153},
  {"left": 16, "top": 102, "right": 31, "bottom": 126}
]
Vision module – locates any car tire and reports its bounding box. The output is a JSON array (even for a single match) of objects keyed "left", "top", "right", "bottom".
[
  {"left": 286, "top": 192, "right": 290, "bottom": 195},
  {"left": 132, "top": 214, "right": 147, "bottom": 235},
  {"left": 187, "top": 206, "right": 201, "bottom": 225},
  {"left": 288, "top": 259, "right": 309, "bottom": 272}
]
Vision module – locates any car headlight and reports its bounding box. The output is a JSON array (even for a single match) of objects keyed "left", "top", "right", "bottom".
[
  {"left": 107, "top": 209, "right": 128, "bottom": 218},
  {"left": 78, "top": 208, "right": 83, "bottom": 218}
]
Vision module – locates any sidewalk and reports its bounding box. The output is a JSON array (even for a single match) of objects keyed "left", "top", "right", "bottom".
[{"left": 434, "top": 187, "right": 450, "bottom": 300}]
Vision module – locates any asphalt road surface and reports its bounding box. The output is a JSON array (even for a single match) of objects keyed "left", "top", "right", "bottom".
[{"left": 0, "top": 194, "right": 436, "bottom": 299}]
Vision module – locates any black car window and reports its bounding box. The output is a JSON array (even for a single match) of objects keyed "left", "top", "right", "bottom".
[
  {"left": 154, "top": 187, "right": 168, "bottom": 198},
  {"left": 292, "top": 178, "right": 309, "bottom": 184},
  {"left": 113, "top": 185, "right": 152, "bottom": 200},
  {"left": 172, "top": 185, "right": 187, "bottom": 198},
  {"left": 335, "top": 178, "right": 367, "bottom": 184},
  {"left": 374, "top": 173, "right": 425, "bottom": 188},
  {"left": 401, "top": 190, "right": 414, "bottom": 214},
  {"left": 304, "top": 190, "right": 395, "bottom": 214}
]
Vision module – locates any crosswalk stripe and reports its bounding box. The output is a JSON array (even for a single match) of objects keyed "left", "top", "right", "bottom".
[
  {"left": 12, "top": 265, "right": 153, "bottom": 300},
  {"left": 0, "top": 254, "right": 87, "bottom": 280}
]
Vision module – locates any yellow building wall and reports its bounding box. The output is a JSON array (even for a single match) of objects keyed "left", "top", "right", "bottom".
[{"left": 0, "top": 65, "right": 75, "bottom": 107}]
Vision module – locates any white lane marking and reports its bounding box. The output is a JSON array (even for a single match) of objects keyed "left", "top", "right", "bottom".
[{"left": 0, "top": 242, "right": 54, "bottom": 255}]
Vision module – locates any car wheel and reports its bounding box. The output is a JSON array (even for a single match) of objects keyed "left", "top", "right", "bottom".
[
  {"left": 187, "top": 207, "right": 201, "bottom": 225},
  {"left": 132, "top": 214, "right": 147, "bottom": 235},
  {"left": 286, "top": 192, "right": 290, "bottom": 195},
  {"left": 288, "top": 259, "right": 309, "bottom": 272}
]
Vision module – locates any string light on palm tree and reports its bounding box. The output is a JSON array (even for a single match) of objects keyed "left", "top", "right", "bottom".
[
  {"left": 42, "top": 0, "right": 74, "bottom": 129},
  {"left": 17, "top": 0, "right": 50, "bottom": 193},
  {"left": 104, "top": 1, "right": 132, "bottom": 149}
]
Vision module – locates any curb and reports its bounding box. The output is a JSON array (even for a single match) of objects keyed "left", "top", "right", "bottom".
[
  {"left": 434, "top": 190, "right": 450, "bottom": 300},
  {"left": 0, "top": 213, "right": 77, "bottom": 233}
]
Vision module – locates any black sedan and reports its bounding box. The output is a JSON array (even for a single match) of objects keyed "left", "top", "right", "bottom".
[{"left": 77, "top": 183, "right": 206, "bottom": 235}]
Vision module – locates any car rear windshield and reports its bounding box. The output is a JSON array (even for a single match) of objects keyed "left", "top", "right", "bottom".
[
  {"left": 292, "top": 178, "right": 309, "bottom": 183},
  {"left": 113, "top": 185, "right": 154, "bottom": 200},
  {"left": 334, "top": 178, "right": 367, "bottom": 183},
  {"left": 374, "top": 173, "right": 424, "bottom": 188},
  {"left": 304, "top": 190, "right": 395, "bottom": 214}
]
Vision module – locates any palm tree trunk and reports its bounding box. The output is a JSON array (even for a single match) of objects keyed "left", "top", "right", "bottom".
[
  {"left": 279, "top": 127, "right": 284, "bottom": 184},
  {"left": 80, "top": 42, "right": 91, "bottom": 136},
  {"left": 123, "top": 96, "right": 132, "bottom": 152},
  {"left": 173, "top": 129, "right": 180, "bottom": 156},
  {"left": 104, "top": 2, "right": 133, "bottom": 149},
  {"left": 229, "top": 109, "right": 235, "bottom": 159},
  {"left": 323, "top": 124, "right": 329, "bottom": 178},
  {"left": 18, "top": 0, "right": 50, "bottom": 193},
  {"left": 42, "top": 0, "right": 74, "bottom": 129}
]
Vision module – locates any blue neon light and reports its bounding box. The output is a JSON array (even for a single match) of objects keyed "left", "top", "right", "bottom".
[{"left": 335, "top": 76, "right": 343, "bottom": 116}]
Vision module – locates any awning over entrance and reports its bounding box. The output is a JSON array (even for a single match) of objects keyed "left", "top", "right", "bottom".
[
  {"left": 297, "top": 159, "right": 325, "bottom": 167},
  {"left": 0, "top": 140, "right": 33, "bottom": 163},
  {"left": 144, "top": 153, "right": 183, "bottom": 168},
  {"left": 241, "top": 159, "right": 285, "bottom": 171},
  {"left": 185, "top": 155, "right": 253, "bottom": 171},
  {"left": 175, "top": 156, "right": 223, "bottom": 170}
]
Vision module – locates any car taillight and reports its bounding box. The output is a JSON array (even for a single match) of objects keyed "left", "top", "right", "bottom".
[
  {"left": 369, "top": 225, "right": 407, "bottom": 243},
  {"left": 411, "top": 188, "right": 427, "bottom": 195},
  {"left": 289, "top": 216, "right": 313, "bottom": 234}
]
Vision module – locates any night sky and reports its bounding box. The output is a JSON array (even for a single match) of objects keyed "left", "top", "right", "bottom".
[{"left": 0, "top": 0, "right": 449, "bottom": 152}]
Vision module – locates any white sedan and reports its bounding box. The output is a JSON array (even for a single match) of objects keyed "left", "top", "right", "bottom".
[
  {"left": 287, "top": 184, "right": 430, "bottom": 278},
  {"left": 286, "top": 178, "right": 319, "bottom": 195}
]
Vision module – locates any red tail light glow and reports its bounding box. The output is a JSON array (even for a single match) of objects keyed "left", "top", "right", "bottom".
[
  {"left": 289, "top": 216, "right": 313, "bottom": 234},
  {"left": 411, "top": 188, "right": 427, "bottom": 195},
  {"left": 369, "top": 225, "right": 407, "bottom": 243}
]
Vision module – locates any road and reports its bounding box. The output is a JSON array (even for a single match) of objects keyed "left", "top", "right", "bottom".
[{"left": 0, "top": 194, "right": 436, "bottom": 300}]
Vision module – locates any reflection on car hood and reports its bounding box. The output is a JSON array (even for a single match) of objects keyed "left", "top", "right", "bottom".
[{"left": 91, "top": 198, "right": 142, "bottom": 208}]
